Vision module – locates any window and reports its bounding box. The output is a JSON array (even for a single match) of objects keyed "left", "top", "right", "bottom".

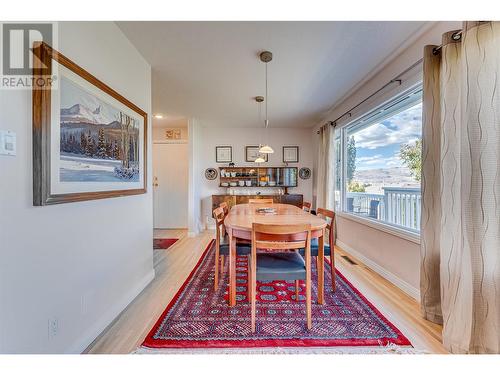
[{"left": 334, "top": 87, "right": 422, "bottom": 233}]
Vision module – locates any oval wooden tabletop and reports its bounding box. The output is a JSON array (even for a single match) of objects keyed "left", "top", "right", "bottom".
[{"left": 224, "top": 203, "right": 327, "bottom": 231}]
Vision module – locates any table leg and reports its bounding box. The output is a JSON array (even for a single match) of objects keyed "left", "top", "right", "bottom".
[
  {"left": 317, "top": 229, "right": 325, "bottom": 305},
  {"left": 229, "top": 231, "right": 237, "bottom": 306}
]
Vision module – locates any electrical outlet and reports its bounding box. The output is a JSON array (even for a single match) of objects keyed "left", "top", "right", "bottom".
[{"left": 48, "top": 317, "right": 59, "bottom": 339}]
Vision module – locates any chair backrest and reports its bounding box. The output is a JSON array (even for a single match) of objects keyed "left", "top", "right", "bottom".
[
  {"left": 219, "top": 201, "right": 229, "bottom": 216},
  {"left": 251, "top": 223, "right": 311, "bottom": 257},
  {"left": 302, "top": 201, "right": 311, "bottom": 212},
  {"left": 213, "top": 206, "right": 225, "bottom": 243},
  {"left": 248, "top": 198, "right": 274, "bottom": 204},
  {"left": 218, "top": 202, "right": 229, "bottom": 235},
  {"left": 316, "top": 208, "right": 335, "bottom": 248}
]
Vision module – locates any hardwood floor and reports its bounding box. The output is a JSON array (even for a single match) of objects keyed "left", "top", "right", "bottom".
[
  {"left": 152, "top": 228, "right": 188, "bottom": 267},
  {"left": 333, "top": 246, "right": 447, "bottom": 353},
  {"left": 85, "top": 229, "right": 447, "bottom": 354}
]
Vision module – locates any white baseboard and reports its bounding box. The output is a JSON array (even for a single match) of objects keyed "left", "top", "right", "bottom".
[
  {"left": 336, "top": 240, "right": 420, "bottom": 302},
  {"left": 69, "top": 269, "right": 155, "bottom": 354}
]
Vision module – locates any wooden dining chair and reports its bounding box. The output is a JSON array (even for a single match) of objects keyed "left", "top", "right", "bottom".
[
  {"left": 220, "top": 202, "right": 251, "bottom": 244},
  {"left": 219, "top": 201, "right": 229, "bottom": 215},
  {"left": 249, "top": 223, "right": 312, "bottom": 332},
  {"left": 302, "top": 201, "right": 311, "bottom": 212},
  {"left": 300, "top": 207, "right": 336, "bottom": 292},
  {"left": 248, "top": 198, "right": 274, "bottom": 204},
  {"left": 219, "top": 202, "right": 229, "bottom": 235},
  {"left": 213, "top": 207, "right": 251, "bottom": 290}
]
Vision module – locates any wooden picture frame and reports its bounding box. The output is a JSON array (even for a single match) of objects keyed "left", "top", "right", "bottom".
[
  {"left": 283, "top": 146, "right": 299, "bottom": 163},
  {"left": 215, "top": 146, "right": 232, "bottom": 163},
  {"left": 245, "top": 146, "right": 268, "bottom": 162},
  {"left": 32, "top": 42, "right": 148, "bottom": 205}
]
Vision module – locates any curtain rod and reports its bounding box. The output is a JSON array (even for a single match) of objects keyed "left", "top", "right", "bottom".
[
  {"left": 432, "top": 30, "right": 462, "bottom": 55},
  {"left": 317, "top": 57, "right": 423, "bottom": 134}
]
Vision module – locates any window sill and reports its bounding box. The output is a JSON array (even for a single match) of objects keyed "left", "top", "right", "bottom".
[{"left": 336, "top": 212, "right": 421, "bottom": 244}]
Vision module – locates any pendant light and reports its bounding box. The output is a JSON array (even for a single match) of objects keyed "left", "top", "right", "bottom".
[
  {"left": 259, "top": 51, "right": 274, "bottom": 154},
  {"left": 254, "top": 96, "right": 266, "bottom": 163}
]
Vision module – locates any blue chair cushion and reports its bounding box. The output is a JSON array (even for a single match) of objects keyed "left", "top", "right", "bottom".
[
  {"left": 299, "top": 237, "right": 331, "bottom": 257},
  {"left": 219, "top": 236, "right": 251, "bottom": 256},
  {"left": 256, "top": 252, "right": 306, "bottom": 281}
]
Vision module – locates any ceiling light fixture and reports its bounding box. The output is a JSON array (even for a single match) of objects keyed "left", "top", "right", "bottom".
[
  {"left": 258, "top": 51, "right": 274, "bottom": 154},
  {"left": 254, "top": 156, "right": 266, "bottom": 163},
  {"left": 154, "top": 114, "right": 164, "bottom": 119}
]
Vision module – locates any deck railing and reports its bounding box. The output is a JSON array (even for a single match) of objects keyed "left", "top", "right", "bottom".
[
  {"left": 345, "top": 192, "right": 386, "bottom": 219},
  {"left": 345, "top": 187, "right": 421, "bottom": 232}
]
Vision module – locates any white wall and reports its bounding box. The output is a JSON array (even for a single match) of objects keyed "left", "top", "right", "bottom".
[
  {"left": 312, "top": 21, "right": 462, "bottom": 297},
  {"left": 194, "top": 126, "right": 313, "bottom": 231},
  {"left": 0, "top": 22, "right": 153, "bottom": 353}
]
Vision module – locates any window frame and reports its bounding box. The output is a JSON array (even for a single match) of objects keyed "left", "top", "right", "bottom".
[{"left": 334, "top": 85, "right": 423, "bottom": 243}]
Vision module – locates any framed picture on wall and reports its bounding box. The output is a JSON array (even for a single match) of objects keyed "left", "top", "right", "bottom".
[
  {"left": 32, "top": 42, "right": 148, "bottom": 206},
  {"left": 283, "top": 146, "right": 299, "bottom": 163},
  {"left": 216, "top": 146, "right": 232, "bottom": 163},
  {"left": 165, "top": 128, "right": 182, "bottom": 140},
  {"left": 245, "top": 146, "right": 268, "bottom": 162}
]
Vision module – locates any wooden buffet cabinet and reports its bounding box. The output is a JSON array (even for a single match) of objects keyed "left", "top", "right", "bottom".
[{"left": 212, "top": 194, "right": 303, "bottom": 212}]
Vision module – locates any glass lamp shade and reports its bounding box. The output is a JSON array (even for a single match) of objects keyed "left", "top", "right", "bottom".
[
  {"left": 254, "top": 156, "right": 266, "bottom": 163},
  {"left": 259, "top": 144, "right": 274, "bottom": 154}
]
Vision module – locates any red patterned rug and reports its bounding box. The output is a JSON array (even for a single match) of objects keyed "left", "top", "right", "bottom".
[
  {"left": 142, "top": 239, "right": 411, "bottom": 349},
  {"left": 153, "top": 238, "right": 178, "bottom": 250}
]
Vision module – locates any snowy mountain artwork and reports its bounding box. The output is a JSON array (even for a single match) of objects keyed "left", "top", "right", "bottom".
[
  {"left": 32, "top": 42, "right": 147, "bottom": 205},
  {"left": 59, "top": 76, "right": 140, "bottom": 182}
]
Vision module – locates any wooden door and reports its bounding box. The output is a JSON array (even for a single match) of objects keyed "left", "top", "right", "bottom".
[{"left": 153, "top": 143, "right": 188, "bottom": 228}]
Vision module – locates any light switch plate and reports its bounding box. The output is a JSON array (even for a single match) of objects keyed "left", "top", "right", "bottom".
[{"left": 0, "top": 130, "right": 16, "bottom": 156}]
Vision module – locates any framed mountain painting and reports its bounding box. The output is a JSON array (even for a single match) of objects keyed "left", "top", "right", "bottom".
[{"left": 32, "top": 42, "right": 147, "bottom": 205}]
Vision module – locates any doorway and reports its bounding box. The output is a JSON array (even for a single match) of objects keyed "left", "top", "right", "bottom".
[{"left": 153, "top": 142, "right": 188, "bottom": 228}]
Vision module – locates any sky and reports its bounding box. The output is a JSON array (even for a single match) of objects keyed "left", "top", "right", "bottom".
[{"left": 350, "top": 102, "right": 422, "bottom": 171}]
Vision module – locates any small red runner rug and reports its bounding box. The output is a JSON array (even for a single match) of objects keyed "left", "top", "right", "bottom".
[
  {"left": 153, "top": 238, "right": 178, "bottom": 250},
  {"left": 142, "top": 240, "right": 411, "bottom": 349}
]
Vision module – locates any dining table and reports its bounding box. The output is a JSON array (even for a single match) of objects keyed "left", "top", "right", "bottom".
[{"left": 224, "top": 203, "right": 328, "bottom": 307}]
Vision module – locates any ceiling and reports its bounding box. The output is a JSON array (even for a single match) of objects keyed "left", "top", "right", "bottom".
[{"left": 117, "top": 21, "right": 429, "bottom": 128}]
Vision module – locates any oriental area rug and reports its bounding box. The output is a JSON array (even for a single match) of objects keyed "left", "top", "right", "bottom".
[
  {"left": 139, "top": 240, "right": 412, "bottom": 353},
  {"left": 153, "top": 238, "right": 178, "bottom": 250}
]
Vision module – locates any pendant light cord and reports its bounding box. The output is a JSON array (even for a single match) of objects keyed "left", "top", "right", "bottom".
[
  {"left": 265, "top": 62, "right": 268, "bottom": 127},
  {"left": 258, "top": 100, "right": 263, "bottom": 146},
  {"left": 258, "top": 51, "right": 274, "bottom": 154}
]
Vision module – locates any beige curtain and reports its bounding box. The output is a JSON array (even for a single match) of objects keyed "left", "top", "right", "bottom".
[
  {"left": 421, "top": 21, "right": 500, "bottom": 354},
  {"left": 315, "top": 123, "right": 335, "bottom": 210}
]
